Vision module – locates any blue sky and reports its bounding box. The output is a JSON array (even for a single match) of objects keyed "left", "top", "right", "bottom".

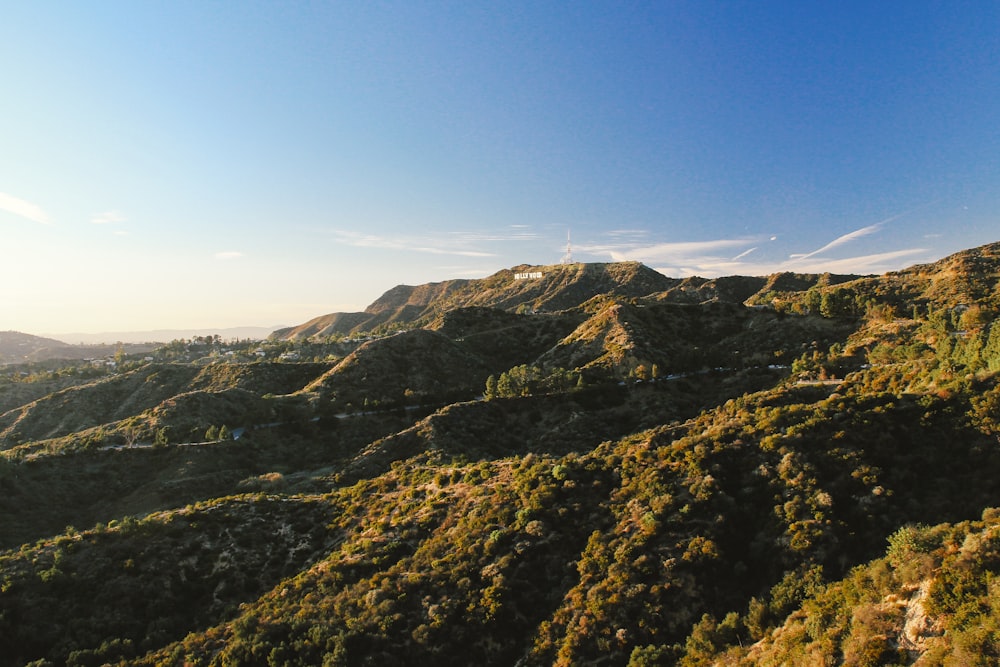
[{"left": 2, "top": 2, "right": 998, "bottom": 335}]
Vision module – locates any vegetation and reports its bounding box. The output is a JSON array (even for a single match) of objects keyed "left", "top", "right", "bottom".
[{"left": 2, "top": 243, "right": 1000, "bottom": 665}]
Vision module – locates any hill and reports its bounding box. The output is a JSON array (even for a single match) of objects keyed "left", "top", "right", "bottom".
[
  {"left": 0, "top": 330, "right": 158, "bottom": 365},
  {"left": 2, "top": 242, "right": 1000, "bottom": 665},
  {"left": 0, "top": 331, "right": 72, "bottom": 363}
]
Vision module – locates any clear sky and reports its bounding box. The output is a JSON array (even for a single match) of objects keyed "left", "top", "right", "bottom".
[{"left": 2, "top": 2, "right": 998, "bottom": 336}]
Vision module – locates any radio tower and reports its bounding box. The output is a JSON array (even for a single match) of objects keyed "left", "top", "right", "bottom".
[{"left": 561, "top": 229, "right": 573, "bottom": 264}]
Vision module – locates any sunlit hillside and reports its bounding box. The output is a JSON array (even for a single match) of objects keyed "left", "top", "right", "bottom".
[{"left": 3, "top": 243, "right": 1000, "bottom": 666}]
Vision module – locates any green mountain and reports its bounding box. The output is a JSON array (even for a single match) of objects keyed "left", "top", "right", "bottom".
[{"left": 3, "top": 243, "right": 1000, "bottom": 666}]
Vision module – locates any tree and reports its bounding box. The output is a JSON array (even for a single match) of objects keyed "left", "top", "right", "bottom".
[
  {"left": 121, "top": 420, "right": 142, "bottom": 448},
  {"left": 496, "top": 372, "right": 515, "bottom": 399},
  {"left": 632, "top": 364, "right": 650, "bottom": 382},
  {"left": 959, "top": 304, "right": 988, "bottom": 331},
  {"left": 820, "top": 288, "right": 854, "bottom": 318},
  {"left": 205, "top": 425, "right": 219, "bottom": 441},
  {"left": 984, "top": 323, "right": 1000, "bottom": 371},
  {"left": 484, "top": 375, "right": 498, "bottom": 401},
  {"left": 218, "top": 425, "right": 231, "bottom": 441},
  {"left": 804, "top": 288, "right": 822, "bottom": 314}
]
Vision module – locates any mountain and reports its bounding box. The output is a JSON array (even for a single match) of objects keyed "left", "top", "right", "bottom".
[
  {"left": 272, "top": 261, "right": 681, "bottom": 339},
  {"left": 273, "top": 261, "right": 870, "bottom": 343},
  {"left": 2, "top": 242, "right": 1000, "bottom": 666}
]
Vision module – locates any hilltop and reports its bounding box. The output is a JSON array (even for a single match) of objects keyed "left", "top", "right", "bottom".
[
  {"left": 274, "top": 262, "right": 693, "bottom": 339},
  {"left": 272, "top": 260, "right": 871, "bottom": 343},
  {"left": 2, "top": 242, "right": 1000, "bottom": 665}
]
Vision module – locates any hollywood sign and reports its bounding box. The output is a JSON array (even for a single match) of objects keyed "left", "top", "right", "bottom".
[{"left": 514, "top": 271, "right": 543, "bottom": 280}]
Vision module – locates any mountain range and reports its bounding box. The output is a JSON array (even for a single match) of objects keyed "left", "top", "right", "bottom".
[{"left": 2, "top": 242, "right": 1000, "bottom": 665}]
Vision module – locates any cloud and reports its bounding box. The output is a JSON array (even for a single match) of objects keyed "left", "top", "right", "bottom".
[
  {"left": 214, "top": 251, "right": 244, "bottom": 260},
  {"left": 781, "top": 248, "right": 929, "bottom": 274},
  {"left": 332, "top": 230, "right": 497, "bottom": 257},
  {"left": 450, "top": 228, "right": 541, "bottom": 243},
  {"left": 581, "top": 226, "right": 932, "bottom": 279},
  {"left": 584, "top": 238, "right": 754, "bottom": 264},
  {"left": 790, "top": 202, "right": 939, "bottom": 265},
  {"left": 668, "top": 247, "right": 930, "bottom": 279},
  {"left": 791, "top": 222, "right": 884, "bottom": 263},
  {"left": 0, "top": 192, "right": 50, "bottom": 224},
  {"left": 731, "top": 247, "right": 758, "bottom": 261},
  {"left": 91, "top": 210, "right": 126, "bottom": 225}
]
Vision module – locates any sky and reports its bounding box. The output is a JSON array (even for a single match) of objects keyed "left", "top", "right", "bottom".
[{"left": 2, "top": 2, "right": 998, "bottom": 337}]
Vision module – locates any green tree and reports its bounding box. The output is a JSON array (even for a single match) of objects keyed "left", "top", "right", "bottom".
[
  {"left": 820, "top": 288, "right": 854, "bottom": 318},
  {"left": 484, "top": 375, "right": 498, "bottom": 401},
  {"left": 984, "top": 323, "right": 1000, "bottom": 371},
  {"left": 804, "top": 287, "right": 822, "bottom": 314},
  {"left": 205, "top": 425, "right": 219, "bottom": 441},
  {"left": 496, "top": 372, "right": 515, "bottom": 399}
]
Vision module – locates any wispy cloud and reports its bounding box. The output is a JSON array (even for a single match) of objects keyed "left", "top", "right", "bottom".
[
  {"left": 581, "top": 225, "right": 933, "bottom": 279},
  {"left": 91, "top": 210, "right": 126, "bottom": 225},
  {"left": 790, "top": 222, "right": 885, "bottom": 263},
  {"left": 721, "top": 248, "right": 930, "bottom": 278},
  {"left": 786, "top": 248, "right": 929, "bottom": 274},
  {"left": 448, "top": 227, "right": 541, "bottom": 243},
  {"left": 583, "top": 238, "right": 755, "bottom": 264},
  {"left": 642, "top": 247, "right": 930, "bottom": 280},
  {"left": 215, "top": 251, "right": 244, "bottom": 260},
  {"left": 0, "top": 192, "right": 50, "bottom": 225},
  {"left": 790, "top": 202, "right": 939, "bottom": 264},
  {"left": 332, "top": 230, "right": 498, "bottom": 257}
]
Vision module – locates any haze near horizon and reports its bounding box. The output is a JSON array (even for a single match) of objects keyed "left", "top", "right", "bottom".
[{"left": 2, "top": 2, "right": 998, "bottom": 335}]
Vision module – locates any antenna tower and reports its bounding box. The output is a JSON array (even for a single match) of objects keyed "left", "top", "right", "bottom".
[{"left": 561, "top": 229, "right": 573, "bottom": 264}]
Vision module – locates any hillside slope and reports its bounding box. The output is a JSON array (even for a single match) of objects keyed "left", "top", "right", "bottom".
[
  {"left": 2, "top": 242, "right": 1000, "bottom": 666},
  {"left": 0, "top": 331, "right": 72, "bottom": 363}
]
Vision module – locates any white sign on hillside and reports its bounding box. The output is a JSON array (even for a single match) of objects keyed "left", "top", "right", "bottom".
[{"left": 514, "top": 271, "right": 543, "bottom": 280}]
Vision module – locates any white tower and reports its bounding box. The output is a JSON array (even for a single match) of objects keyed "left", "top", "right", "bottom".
[{"left": 561, "top": 229, "right": 573, "bottom": 264}]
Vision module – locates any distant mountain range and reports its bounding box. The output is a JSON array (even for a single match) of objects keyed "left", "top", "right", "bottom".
[
  {"left": 1, "top": 327, "right": 281, "bottom": 365},
  {"left": 0, "top": 331, "right": 158, "bottom": 365},
  {"left": 47, "top": 326, "right": 282, "bottom": 345}
]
